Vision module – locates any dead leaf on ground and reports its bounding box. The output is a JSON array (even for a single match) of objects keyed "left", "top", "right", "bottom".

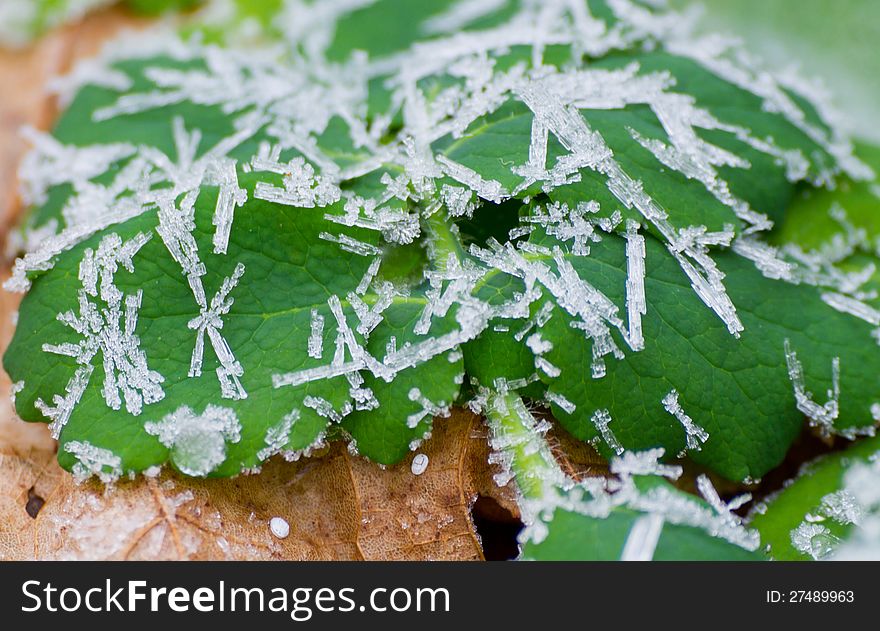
[{"left": 0, "top": 406, "right": 521, "bottom": 561}]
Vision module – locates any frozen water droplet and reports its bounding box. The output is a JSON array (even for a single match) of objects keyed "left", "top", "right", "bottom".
[
  {"left": 411, "top": 453, "right": 429, "bottom": 476},
  {"left": 269, "top": 517, "right": 290, "bottom": 539}
]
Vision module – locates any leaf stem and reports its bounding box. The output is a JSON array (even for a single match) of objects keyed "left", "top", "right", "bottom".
[
  {"left": 423, "top": 206, "right": 467, "bottom": 267},
  {"left": 484, "top": 390, "right": 566, "bottom": 503}
]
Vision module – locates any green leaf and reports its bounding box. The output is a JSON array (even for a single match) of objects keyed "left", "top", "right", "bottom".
[
  {"left": 522, "top": 499, "right": 762, "bottom": 561},
  {"left": 124, "top": 0, "right": 202, "bottom": 16},
  {"left": 774, "top": 142, "right": 880, "bottom": 250},
  {"left": 485, "top": 392, "right": 763, "bottom": 560},
  {"left": 6, "top": 171, "right": 463, "bottom": 476},
  {"left": 750, "top": 434, "right": 880, "bottom": 560},
  {"left": 526, "top": 230, "right": 880, "bottom": 482},
  {"left": 6, "top": 0, "right": 878, "bottom": 495}
]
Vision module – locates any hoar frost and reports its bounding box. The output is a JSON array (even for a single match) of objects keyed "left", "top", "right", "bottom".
[
  {"left": 662, "top": 389, "right": 709, "bottom": 454},
  {"left": 39, "top": 232, "right": 164, "bottom": 438},
  {"left": 6, "top": 0, "right": 878, "bottom": 560},
  {"left": 64, "top": 440, "right": 123, "bottom": 484},
  {"left": 145, "top": 405, "right": 242, "bottom": 477}
]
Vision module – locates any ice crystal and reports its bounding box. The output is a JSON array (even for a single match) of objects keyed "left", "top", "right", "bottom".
[
  {"left": 187, "top": 262, "right": 248, "bottom": 400},
  {"left": 257, "top": 410, "right": 299, "bottom": 462},
  {"left": 623, "top": 220, "right": 647, "bottom": 351},
  {"left": 610, "top": 449, "right": 682, "bottom": 480},
  {"left": 211, "top": 160, "right": 248, "bottom": 255},
  {"left": 40, "top": 233, "right": 164, "bottom": 437},
  {"left": 783, "top": 339, "right": 839, "bottom": 437},
  {"left": 303, "top": 395, "right": 347, "bottom": 423},
  {"left": 145, "top": 404, "right": 241, "bottom": 477},
  {"left": 541, "top": 391, "right": 573, "bottom": 415},
  {"left": 9, "top": 380, "right": 24, "bottom": 408},
  {"left": 661, "top": 389, "right": 709, "bottom": 454},
  {"left": 791, "top": 522, "right": 837, "bottom": 560},
  {"left": 820, "top": 292, "right": 880, "bottom": 326},
  {"left": 18, "top": 128, "right": 136, "bottom": 208},
  {"left": 307, "top": 309, "right": 325, "bottom": 359},
  {"left": 620, "top": 513, "right": 665, "bottom": 561},
  {"left": 253, "top": 155, "right": 341, "bottom": 209},
  {"left": 407, "top": 388, "right": 450, "bottom": 429},
  {"left": 819, "top": 490, "right": 862, "bottom": 526},
  {"left": 64, "top": 440, "right": 123, "bottom": 484},
  {"left": 590, "top": 409, "right": 623, "bottom": 455},
  {"left": 319, "top": 232, "right": 382, "bottom": 257}
]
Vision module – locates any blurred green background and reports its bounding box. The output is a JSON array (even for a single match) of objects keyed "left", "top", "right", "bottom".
[{"left": 672, "top": 0, "right": 880, "bottom": 142}]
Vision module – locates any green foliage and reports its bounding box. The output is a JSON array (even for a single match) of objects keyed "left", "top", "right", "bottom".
[
  {"left": 751, "top": 435, "right": 880, "bottom": 560},
  {"left": 522, "top": 502, "right": 762, "bottom": 561},
  {"left": 5, "top": 0, "right": 880, "bottom": 559}
]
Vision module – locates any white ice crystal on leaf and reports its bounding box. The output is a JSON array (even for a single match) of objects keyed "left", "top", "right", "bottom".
[
  {"left": 783, "top": 339, "right": 840, "bottom": 437},
  {"left": 303, "top": 394, "right": 348, "bottom": 423},
  {"left": 145, "top": 404, "right": 241, "bottom": 477},
  {"left": 40, "top": 232, "right": 164, "bottom": 437},
  {"left": 407, "top": 388, "right": 451, "bottom": 429},
  {"left": 820, "top": 292, "right": 880, "bottom": 326},
  {"left": 661, "top": 389, "right": 709, "bottom": 454},
  {"left": 620, "top": 512, "right": 665, "bottom": 561},
  {"left": 474, "top": 239, "right": 628, "bottom": 378},
  {"left": 187, "top": 262, "right": 248, "bottom": 400},
  {"left": 540, "top": 391, "right": 573, "bottom": 415},
  {"left": 589, "top": 409, "right": 623, "bottom": 455},
  {"left": 19, "top": 128, "right": 136, "bottom": 208},
  {"left": 610, "top": 448, "right": 682, "bottom": 480},
  {"left": 307, "top": 309, "right": 325, "bottom": 359},
  {"left": 826, "top": 455, "right": 880, "bottom": 560},
  {"left": 623, "top": 220, "right": 647, "bottom": 351},
  {"left": 64, "top": 440, "right": 123, "bottom": 484},
  {"left": 48, "top": 56, "right": 133, "bottom": 108},
  {"left": 257, "top": 410, "right": 299, "bottom": 462},
  {"left": 819, "top": 490, "right": 862, "bottom": 526},
  {"left": 253, "top": 153, "right": 341, "bottom": 209},
  {"left": 791, "top": 522, "right": 837, "bottom": 560},
  {"left": 421, "top": 0, "right": 508, "bottom": 36},
  {"left": 211, "top": 159, "right": 248, "bottom": 255}
]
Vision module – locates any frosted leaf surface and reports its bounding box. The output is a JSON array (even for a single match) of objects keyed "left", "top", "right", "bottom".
[
  {"left": 5, "top": 0, "right": 879, "bottom": 487},
  {"left": 751, "top": 435, "right": 880, "bottom": 560},
  {"left": 145, "top": 404, "right": 242, "bottom": 477},
  {"left": 64, "top": 440, "right": 123, "bottom": 484},
  {"left": 39, "top": 232, "right": 164, "bottom": 438},
  {"left": 485, "top": 392, "right": 761, "bottom": 560}
]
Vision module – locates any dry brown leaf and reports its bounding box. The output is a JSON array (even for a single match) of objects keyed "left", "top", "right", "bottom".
[{"left": 0, "top": 408, "right": 521, "bottom": 561}]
